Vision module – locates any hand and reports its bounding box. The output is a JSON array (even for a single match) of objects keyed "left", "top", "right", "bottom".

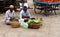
[
  {"left": 10, "top": 17, "right": 14, "bottom": 21},
  {"left": 22, "top": 16, "right": 30, "bottom": 18},
  {"left": 10, "top": 16, "right": 14, "bottom": 19}
]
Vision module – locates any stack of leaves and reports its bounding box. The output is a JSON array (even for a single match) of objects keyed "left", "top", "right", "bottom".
[
  {"left": 28, "top": 18, "right": 42, "bottom": 24},
  {"left": 27, "top": 18, "right": 43, "bottom": 29},
  {"left": 11, "top": 16, "right": 19, "bottom": 22}
]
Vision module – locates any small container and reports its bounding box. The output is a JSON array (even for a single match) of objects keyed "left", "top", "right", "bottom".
[
  {"left": 10, "top": 21, "right": 20, "bottom": 28},
  {"left": 28, "top": 22, "right": 42, "bottom": 29}
]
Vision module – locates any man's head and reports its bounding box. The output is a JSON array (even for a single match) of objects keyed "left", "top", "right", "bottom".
[
  {"left": 9, "top": 5, "right": 14, "bottom": 12},
  {"left": 23, "top": 6, "right": 27, "bottom": 13}
]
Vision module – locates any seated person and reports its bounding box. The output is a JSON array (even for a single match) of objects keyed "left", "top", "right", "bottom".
[
  {"left": 5, "top": 5, "right": 15, "bottom": 25},
  {"left": 19, "top": 6, "right": 30, "bottom": 19}
]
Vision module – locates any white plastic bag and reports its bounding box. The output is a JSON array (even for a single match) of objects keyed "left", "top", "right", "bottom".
[{"left": 21, "top": 22, "right": 28, "bottom": 29}]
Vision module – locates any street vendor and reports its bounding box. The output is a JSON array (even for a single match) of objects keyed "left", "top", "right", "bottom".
[
  {"left": 5, "top": 5, "right": 15, "bottom": 25},
  {"left": 19, "top": 6, "right": 30, "bottom": 19}
]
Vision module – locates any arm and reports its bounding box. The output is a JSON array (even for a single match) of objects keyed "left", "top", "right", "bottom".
[
  {"left": 9, "top": 11, "right": 15, "bottom": 21},
  {"left": 20, "top": 10, "right": 23, "bottom": 19},
  {"left": 22, "top": 16, "right": 30, "bottom": 18},
  {"left": 5, "top": 11, "right": 10, "bottom": 20},
  {"left": 27, "top": 11, "right": 30, "bottom": 17},
  {"left": 13, "top": 10, "right": 15, "bottom": 18}
]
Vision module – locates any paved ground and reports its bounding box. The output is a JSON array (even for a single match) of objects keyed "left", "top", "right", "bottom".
[{"left": 0, "top": 0, "right": 60, "bottom": 37}]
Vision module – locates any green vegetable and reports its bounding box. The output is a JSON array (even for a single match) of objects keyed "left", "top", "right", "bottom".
[
  {"left": 28, "top": 19, "right": 33, "bottom": 23},
  {"left": 28, "top": 18, "right": 42, "bottom": 23},
  {"left": 11, "top": 17, "right": 19, "bottom": 22}
]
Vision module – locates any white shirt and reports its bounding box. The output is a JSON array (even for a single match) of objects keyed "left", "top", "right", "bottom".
[
  {"left": 5, "top": 10, "right": 15, "bottom": 20},
  {"left": 20, "top": 10, "right": 30, "bottom": 19}
]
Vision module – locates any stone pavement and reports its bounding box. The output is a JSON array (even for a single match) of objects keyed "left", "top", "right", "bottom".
[{"left": 0, "top": 0, "right": 60, "bottom": 37}]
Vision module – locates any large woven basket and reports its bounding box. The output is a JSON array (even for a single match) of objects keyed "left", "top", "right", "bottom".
[
  {"left": 10, "top": 21, "right": 20, "bottom": 28},
  {"left": 28, "top": 22, "right": 42, "bottom": 29}
]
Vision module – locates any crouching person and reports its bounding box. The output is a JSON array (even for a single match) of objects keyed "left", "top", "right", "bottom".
[
  {"left": 5, "top": 5, "right": 15, "bottom": 25},
  {"left": 20, "top": 6, "right": 30, "bottom": 19}
]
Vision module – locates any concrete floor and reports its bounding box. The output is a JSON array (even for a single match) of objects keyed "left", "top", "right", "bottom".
[{"left": 0, "top": 0, "right": 60, "bottom": 37}]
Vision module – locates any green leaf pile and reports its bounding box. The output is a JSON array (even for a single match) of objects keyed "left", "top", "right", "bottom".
[
  {"left": 28, "top": 18, "right": 42, "bottom": 23},
  {"left": 11, "top": 17, "right": 19, "bottom": 22}
]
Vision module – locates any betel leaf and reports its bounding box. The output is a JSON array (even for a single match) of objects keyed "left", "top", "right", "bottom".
[
  {"left": 28, "top": 19, "right": 33, "bottom": 23},
  {"left": 12, "top": 18, "right": 19, "bottom": 22},
  {"left": 28, "top": 18, "right": 42, "bottom": 23}
]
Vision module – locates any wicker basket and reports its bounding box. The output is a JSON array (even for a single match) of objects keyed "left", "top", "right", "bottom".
[
  {"left": 10, "top": 21, "right": 20, "bottom": 28},
  {"left": 28, "top": 22, "right": 42, "bottom": 29}
]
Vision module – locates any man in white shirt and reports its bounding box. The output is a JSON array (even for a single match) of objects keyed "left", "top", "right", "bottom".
[
  {"left": 20, "top": 6, "right": 30, "bottom": 19},
  {"left": 5, "top": 5, "right": 15, "bottom": 25}
]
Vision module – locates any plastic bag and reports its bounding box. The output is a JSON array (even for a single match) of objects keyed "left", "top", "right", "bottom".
[{"left": 21, "top": 23, "right": 28, "bottom": 29}]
